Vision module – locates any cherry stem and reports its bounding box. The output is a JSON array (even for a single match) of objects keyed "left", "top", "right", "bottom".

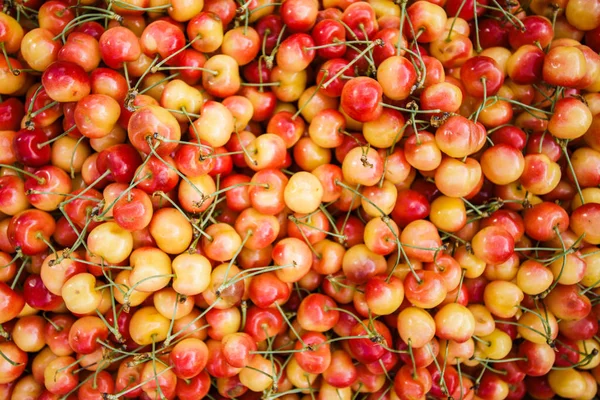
[
  {"left": 288, "top": 214, "right": 344, "bottom": 240},
  {"left": 29, "top": 100, "right": 59, "bottom": 120},
  {"left": 9, "top": 256, "right": 29, "bottom": 290},
  {"left": 54, "top": 12, "right": 122, "bottom": 42},
  {"left": 407, "top": 339, "right": 418, "bottom": 379},
  {"left": 287, "top": 217, "right": 320, "bottom": 257},
  {"left": 0, "top": 43, "right": 21, "bottom": 77},
  {"left": 559, "top": 141, "right": 585, "bottom": 206},
  {"left": 136, "top": 72, "right": 180, "bottom": 97},
  {"left": 0, "top": 251, "right": 20, "bottom": 270},
  {"left": 397, "top": 0, "right": 408, "bottom": 55},
  {"left": 322, "top": 39, "right": 383, "bottom": 89},
  {"left": 304, "top": 39, "right": 372, "bottom": 51},
  {"left": 0, "top": 348, "right": 22, "bottom": 366},
  {"left": 0, "top": 324, "right": 10, "bottom": 341},
  {"left": 150, "top": 36, "right": 202, "bottom": 74},
  {"left": 429, "top": 341, "right": 451, "bottom": 395},
  {"left": 38, "top": 126, "right": 76, "bottom": 148},
  {"left": 489, "top": 0, "right": 525, "bottom": 31},
  {"left": 472, "top": 1, "right": 482, "bottom": 52},
  {"left": 0, "top": 164, "right": 45, "bottom": 184},
  {"left": 476, "top": 359, "right": 508, "bottom": 375},
  {"left": 472, "top": 77, "right": 488, "bottom": 123},
  {"left": 381, "top": 102, "right": 443, "bottom": 114},
  {"left": 240, "top": 81, "right": 280, "bottom": 87},
  {"left": 293, "top": 71, "right": 329, "bottom": 120},
  {"left": 109, "top": 0, "right": 172, "bottom": 11},
  {"left": 551, "top": 348, "right": 599, "bottom": 370}
]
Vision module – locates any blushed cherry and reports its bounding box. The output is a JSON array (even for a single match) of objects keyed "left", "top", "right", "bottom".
[
  {"left": 404, "top": 269, "right": 447, "bottom": 309},
  {"left": 515, "top": 260, "right": 553, "bottom": 296},
  {"left": 404, "top": 132, "right": 442, "bottom": 172},
  {"left": 161, "top": 79, "right": 204, "bottom": 123},
  {"left": 311, "top": 19, "right": 346, "bottom": 59},
  {"left": 20, "top": 28, "right": 61, "bottom": 72},
  {"left": 295, "top": 293, "right": 338, "bottom": 333},
  {"left": 400, "top": 219, "right": 442, "bottom": 263},
  {"left": 507, "top": 15, "right": 553, "bottom": 49},
  {"left": 405, "top": 1, "right": 447, "bottom": 42},
  {"left": 275, "top": 33, "right": 316, "bottom": 73},
  {"left": 363, "top": 216, "right": 399, "bottom": 257},
  {"left": 430, "top": 31, "right": 473, "bottom": 69},
  {"left": 41, "top": 61, "right": 90, "bottom": 103},
  {"left": 58, "top": 32, "right": 101, "bottom": 73},
  {"left": 480, "top": 144, "right": 524, "bottom": 185},
  {"left": 435, "top": 115, "right": 486, "bottom": 158},
  {"left": 0, "top": 175, "right": 29, "bottom": 217},
  {"left": 460, "top": 56, "right": 504, "bottom": 98},
  {"left": 348, "top": 319, "right": 392, "bottom": 364},
  {"left": 364, "top": 275, "right": 404, "bottom": 315},
  {"left": 471, "top": 226, "right": 515, "bottom": 266},
  {"left": 7, "top": 209, "right": 55, "bottom": 256},
  {"left": 484, "top": 280, "right": 523, "bottom": 318},
  {"left": 140, "top": 360, "right": 177, "bottom": 399},
  {"left": 341, "top": 146, "right": 384, "bottom": 187},
  {"left": 0, "top": 282, "right": 25, "bottom": 325},
  {"left": 377, "top": 56, "right": 417, "bottom": 101},
  {"left": 61, "top": 273, "right": 102, "bottom": 315},
  {"left": 202, "top": 54, "right": 241, "bottom": 98},
  {"left": 571, "top": 203, "right": 600, "bottom": 245},
  {"left": 523, "top": 201, "right": 569, "bottom": 242},
  {"left": 543, "top": 45, "right": 587, "bottom": 88},
  {"left": 548, "top": 97, "right": 592, "bottom": 140},
  {"left": 0, "top": 342, "right": 27, "bottom": 385},
  {"left": 363, "top": 108, "right": 405, "bottom": 150},
  {"left": 520, "top": 153, "right": 562, "bottom": 196},
  {"left": 87, "top": 221, "right": 133, "bottom": 265},
  {"left": 74, "top": 94, "right": 121, "bottom": 139},
  {"left": 140, "top": 19, "right": 185, "bottom": 63},
  {"left": 186, "top": 12, "right": 224, "bottom": 54},
  {"left": 0, "top": 12, "right": 24, "bottom": 54},
  {"left": 340, "top": 77, "right": 383, "bottom": 123},
  {"left": 128, "top": 105, "right": 181, "bottom": 156},
  {"left": 435, "top": 157, "right": 482, "bottom": 198},
  {"left": 340, "top": 2, "right": 378, "bottom": 40}
]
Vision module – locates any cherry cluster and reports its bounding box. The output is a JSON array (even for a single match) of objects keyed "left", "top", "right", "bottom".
[{"left": 1, "top": 0, "right": 600, "bottom": 399}]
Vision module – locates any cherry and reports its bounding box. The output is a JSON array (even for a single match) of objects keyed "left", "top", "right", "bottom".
[
  {"left": 340, "top": 77, "right": 384, "bottom": 123},
  {"left": 0, "top": 282, "right": 25, "bottom": 325},
  {"left": 460, "top": 56, "right": 504, "bottom": 98},
  {"left": 7, "top": 209, "right": 56, "bottom": 255},
  {"left": 12, "top": 129, "right": 52, "bottom": 168},
  {"left": 41, "top": 61, "right": 91, "bottom": 103},
  {"left": 96, "top": 144, "right": 143, "bottom": 184},
  {"left": 508, "top": 15, "right": 554, "bottom": 49},
  {"left": 23, "top": 274, "right": 63, "bottom": 312},
  {"left": 0, "top": 98, "right": 24, "bottom": 131}
]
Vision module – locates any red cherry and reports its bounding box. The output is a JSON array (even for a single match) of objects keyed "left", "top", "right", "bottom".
[{"left": 340, "top": 77, "right": 383, "bottom": 123}]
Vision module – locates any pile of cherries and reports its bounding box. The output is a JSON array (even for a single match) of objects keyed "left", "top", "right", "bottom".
[{"left": 1, "top": 0, "right": 600, "bottom": 398}]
